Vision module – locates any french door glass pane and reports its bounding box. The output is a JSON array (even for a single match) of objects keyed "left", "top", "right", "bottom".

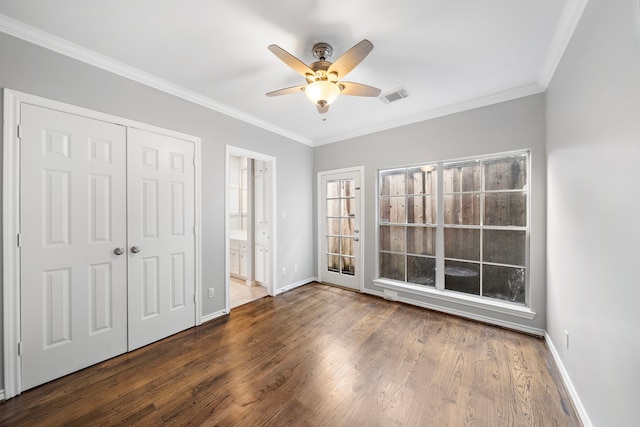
[
  {"left": 326, "top": 178, "right": 357, "bottom": 275},
  {"left": 380, "top": 252, "right": 405, "bottom": 281},
  {"left": 342, "top": 256, "right": 355, "bottom": 275},
  {"left": 482, "top": 265, "right": 525, "bottom": 304},
  {"left": 444, "top": 228, "right": 480, "bottom": 261},
  {"left": 327, "top": 218, "right": 340, "bottom": 235},
  {"left": 483, "top": 230, "right": 526, "bottom": 266},
  {"left": 484, "top": 192, "right": 526, "bottom": 226},
  {"left": 327, "top": 199, "right": 340, "bottom": 216},
  {"left": 443, "top": 194, "right": 480, "bottom": 225},
  {"left": 407, "top": 256, "right": 436, "bottom": 286},
  {"left": 326, "top": 180, "right": 339, "bottom": 198},
  {"left": 444, "top": 260, "right": 480, "bottom": 295},
  {"left": 327, "top": 254, "right": 340, "bottom": 272}
]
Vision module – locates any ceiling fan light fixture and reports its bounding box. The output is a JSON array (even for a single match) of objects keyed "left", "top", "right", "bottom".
[{"left": 305, "top": 80, "right": 340, "bottom": 106}]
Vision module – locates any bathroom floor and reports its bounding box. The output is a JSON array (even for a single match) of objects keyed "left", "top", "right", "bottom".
[{"left": 230, "top": 276, "right": 268, "bottom": 308}]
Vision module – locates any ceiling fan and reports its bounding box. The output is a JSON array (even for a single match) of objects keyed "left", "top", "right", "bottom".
[{"left": 266, "top": 39, "right": 381, "bottom": 114}]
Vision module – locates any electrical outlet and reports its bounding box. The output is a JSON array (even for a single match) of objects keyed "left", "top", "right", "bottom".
[
  {"left": 565, "top": 330, "right": 569, "bottom": 349},
  {"left": 208, "top": 287, "right": 214, "bottom": 298},
  {"left": 293, "top": 264, "right": 298, "bottom": 273},
  {"left": 282, "top": 267, "right": 287, "bottom": 276}
]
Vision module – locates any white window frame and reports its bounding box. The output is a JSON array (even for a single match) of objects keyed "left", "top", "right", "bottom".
[{"left": 374, "top": 150, "right": 535, "bottom": 320}]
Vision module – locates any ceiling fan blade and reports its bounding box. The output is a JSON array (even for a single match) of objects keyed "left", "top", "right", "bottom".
[
  {"left": 327, "top": 39, "right": 374, "bottom": 79},
  {"left": 317, "top": 104, "right": 329, "bottom": 114},
  {"left": 266, "top": 85, "right": 306, "bottom": 97},
  {"left": 339, "top": 81, "right": 381, "bottom": 97},
  {"left": 268, "top": 44, "right": 314, "bottom": 78}
]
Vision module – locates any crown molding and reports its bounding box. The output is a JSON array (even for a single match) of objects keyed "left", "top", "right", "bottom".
[
  {"left": 538, "top": 0, "right": 590, "bottom": 89},
  {"left": 313, "top": 82, "right": 545, "bottom": 146},
  {"left": 0, "top": 14, "right": 313, "bottom": 146}
]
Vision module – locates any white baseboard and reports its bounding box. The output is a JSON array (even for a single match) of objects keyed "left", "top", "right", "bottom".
[
  {"left": 362, "top": 288, "right": 545, "bottom": 336},
  {"left": 200, "top": 309, "right": 228, "bottom": 324},
  {"left": 545, "top": 333, "right": 593, "bottom": 427},
  {"left": 276, "top": 277, "right": 316, "bottom": 295}
]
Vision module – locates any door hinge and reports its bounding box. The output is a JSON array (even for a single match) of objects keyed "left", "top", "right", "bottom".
[
  {"left": 193, "top": 294, "right": 196, "bottom": 303},
  {"left": 17, "top": 233, "right": 21, "bottom": 247},
  {"left": 17, "top": 124, "right": 22, "bottom": 139},
  {"left": 18, "top": 342, "right": 22, "bottom": 356},
  {"left": 193, "top": 157, "right": 196, "bottom": 166}
]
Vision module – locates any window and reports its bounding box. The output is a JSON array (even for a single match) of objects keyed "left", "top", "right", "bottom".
[{"left": 378, "top": 151, "right": 529, "bottom": 305}]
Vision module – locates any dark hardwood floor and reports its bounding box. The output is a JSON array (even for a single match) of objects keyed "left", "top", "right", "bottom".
[{"left": 0, "top": 283, "right": 581, "bottom": 426}]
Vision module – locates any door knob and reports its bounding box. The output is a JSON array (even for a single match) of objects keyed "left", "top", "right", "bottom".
[
  {"left": 114, "top": 247, "right": 125, "bottom": 255},
  {"left": 354, "top": 237, "right": 360, "bottom": 242},
  {"left": 130, "top": 246, "right": 141, "bottom": 254}
]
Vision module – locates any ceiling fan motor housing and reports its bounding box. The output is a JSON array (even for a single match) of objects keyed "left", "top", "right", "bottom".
[{"left": 312, "top": 42, "right": 333, "bottom": 61}]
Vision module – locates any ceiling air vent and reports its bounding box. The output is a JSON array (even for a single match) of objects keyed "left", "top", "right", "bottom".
[{"left": 380, "top": 86, "right": 410, "bottom": 104}]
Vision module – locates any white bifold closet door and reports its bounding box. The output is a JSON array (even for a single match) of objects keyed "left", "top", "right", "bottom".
[{"left": 19, "top": 104, "right": 195, "bottom": 391}]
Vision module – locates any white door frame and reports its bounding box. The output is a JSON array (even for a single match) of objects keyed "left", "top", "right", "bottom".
[
  {"left": 2, "top": 89, "right": 203, "bottom": 399},
  {"left": 317, "top": 166, "right": 365, "bottom": 292},
  {"left": 225, "top": 146, "right": 277, "bottom": 311}
]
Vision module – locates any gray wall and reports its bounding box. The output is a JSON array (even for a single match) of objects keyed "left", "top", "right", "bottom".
[
  {"left": 545, "top": 0, "right": 640, "bottom": 425},
  {"left": 314, "top": 94, "right": 547, "bottom": 332},
  {"left": 0, "top": 32, "right": 315, "bottom": 390}
]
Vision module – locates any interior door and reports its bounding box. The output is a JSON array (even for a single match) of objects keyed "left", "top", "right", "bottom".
[
  {"left": 127, "top": 128, "right": 196, "bottom": 350},
  {"left": 20, "top": 104, "right": 128, "bottom": 391},
  {"left": 319, "top": 169, "right": 362, "bottom": 290}
]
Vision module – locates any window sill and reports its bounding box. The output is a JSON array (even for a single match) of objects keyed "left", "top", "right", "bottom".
[{"left": 372, "top": 278, "right": 536, "bottom": 320}]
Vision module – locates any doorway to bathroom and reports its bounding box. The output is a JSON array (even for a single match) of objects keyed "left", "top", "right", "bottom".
[{"left": 226, "top": 147, "right": 276, "bottom": 310}]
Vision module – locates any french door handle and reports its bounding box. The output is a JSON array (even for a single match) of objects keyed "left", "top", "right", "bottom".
[
  {"left": 130, "top": 246, "right": 141, "bottom": 254},
  {"left": 354, "top": 237, "right": 360, "bottom": 242},
  {"left": 114, "top": 247, "right": 125, "bottom": 255}
]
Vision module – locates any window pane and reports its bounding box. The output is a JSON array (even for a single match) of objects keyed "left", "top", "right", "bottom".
[
  {"left": 380, "top": 225, "right": 406, "bottom": 252},
  {"left": 326, "top": 180, "right": 339, "bottom": 198},
  {"left": 342, "top": 256, "right": 355, "bottom": 275},
  {"left": 341, "top": 179, "right": 355, "bottom": 197},
  {"left": 327, "top": 237, "right": 340, "bottom": 254},
  {"left": 327, "top": 218, "right": 340, "bottom": 235},
  {"left": 443, "top": 194, "right": 480, "bottom": 225},
  {"left": 444, "top": 228, "right": 480, "bottom": 261},
  {"left": 484, "top": 192, "right": 526, "bottom": 226},
  {"left": 380, "top": 252, "right": 405, "bottom": 281},
  {"left": 342, "top": 197, "right": 355, "bottom": 217},
  {"left": 407, "top": 227, "right": 436, "bottom": 256},
  {"left": 380, "top": 196, "right": 406, "bottom": 224},
  {"left": 327, "top": 254, "right": 340, "bottom": 272},
  {"left": 483, "top": 265, "right": 526, "bottom": 304},
  {"left": 483, "top": 230, "right": 526, "bottom": 266},
  {"left": 407, "top": 166, "right": 437, "bottom": 195},
  {"left": 327, "top": 199, "right": 340, "bottom": 217},
  {"left": 408, "top": 195, "right": 437, "bottom": 224},
  {"left": 445, "top": 260, "right": 480, "bottom": 295},
  {"left": 484, "top": 154, "right": 527, "bottom": 191},
  {"left": 407, "top": 256, "right": 436, "bottom": 286},
  {"left": 443, "top": 161, "right": 481, "bottom": 192},
  {"left": 380, "top": 169, "right": 406, "bottom": 196}
]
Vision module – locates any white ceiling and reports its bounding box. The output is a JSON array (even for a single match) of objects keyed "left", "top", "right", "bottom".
[{"left": 0, "top": 0, "right": 586, "bottom": 146}]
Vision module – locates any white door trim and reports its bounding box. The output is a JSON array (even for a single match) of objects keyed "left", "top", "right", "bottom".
[
  {"left": 225, "top": 145, "right": 277, "bottom": 312},
  {"left": 317, "top": 166, "right": 365, "bottom": 292},
  {"left": 2, "top": 88, "right": 203, "bottom": 399}
]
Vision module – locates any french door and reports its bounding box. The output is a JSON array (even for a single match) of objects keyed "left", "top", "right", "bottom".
[
  {"left": 19, "top": 104, "right": 196, "bottom": 391},
  {"left": 319, "top": 168, "right": 363, "bottom": 290}
]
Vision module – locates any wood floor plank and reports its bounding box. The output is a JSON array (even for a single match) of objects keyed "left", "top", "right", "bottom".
[{"left": 0, "top": 283, "right": 581, "bottom": 426}]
